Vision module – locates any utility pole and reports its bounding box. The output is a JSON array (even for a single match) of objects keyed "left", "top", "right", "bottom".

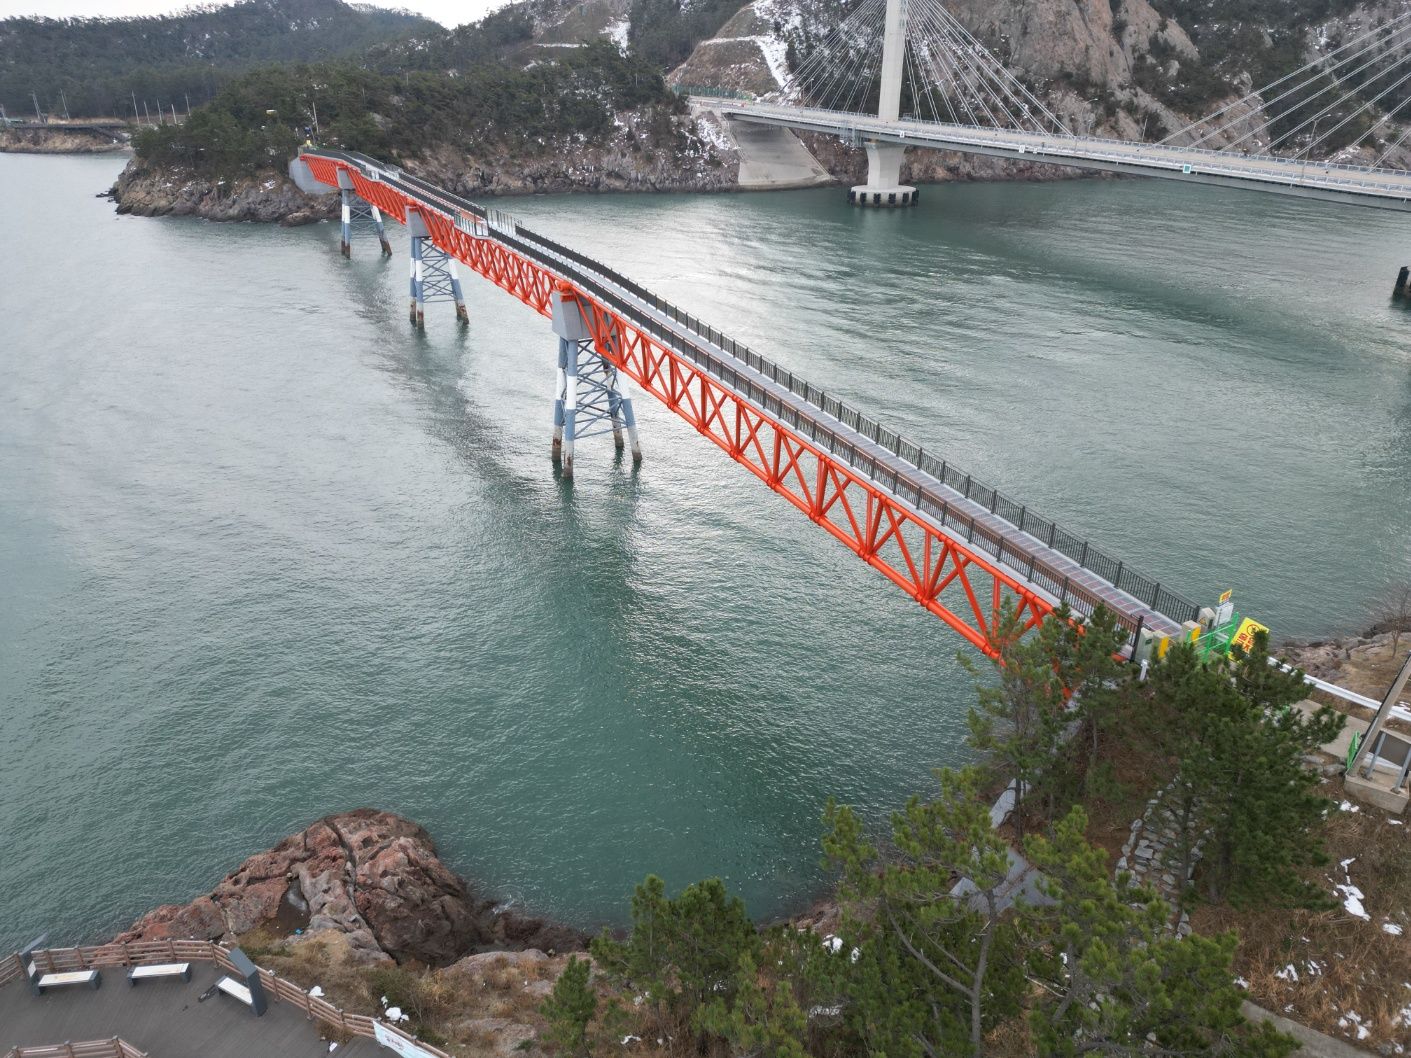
[
  {"left": 59, "top": 90, "right": 69, "bottom": 120},
  {"left": 32, "top": 92, "right": 42, "bottom": 123}
]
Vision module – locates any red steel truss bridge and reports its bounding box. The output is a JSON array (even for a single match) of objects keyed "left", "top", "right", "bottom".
[{"left": 292, "top": 147, "right": 1194, "bottom": 659}]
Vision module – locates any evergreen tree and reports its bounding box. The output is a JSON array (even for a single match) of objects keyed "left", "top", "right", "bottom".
[
  {"left": 823, "top": 767, "right": 1025, "bottom": 1058},
  {"left": 1144, "top": 635, "right": 1343, "bottom": 908},
  {"left": 540, "top": 955, "right": 598, "bottom": 1056},
  {"left": 591, "top": 875, "right": 759, "bottom": 1044},
  {"left": 965, "top": 603, "right": 1113, "bottom": 834},
  {"left": 697, "top": 947, "right": 809, "bottom": 1058},
  {"left": 1055, "top": 605, "right": 1128, "bottom": 793},
  {"left": 1022, "top": 807, "right": 1297, "bottom": 1058}
]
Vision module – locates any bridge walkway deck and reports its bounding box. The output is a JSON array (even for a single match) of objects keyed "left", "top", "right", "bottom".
[
  {"left": 319, "top": 150, "right": 1188, "bottom": 642},
  {"left": 708, "top": 100, "right": 1411, "bottom": 212}
]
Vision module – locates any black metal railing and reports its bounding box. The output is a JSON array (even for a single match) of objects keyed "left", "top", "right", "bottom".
[
  {"left": 501, "top": 222, "right": 1200, "bottom": 630},
  {"left": 319, "top": 150, "right": 1200, "bottom": 632}
]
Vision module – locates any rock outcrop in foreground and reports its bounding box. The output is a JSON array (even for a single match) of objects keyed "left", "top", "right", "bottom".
[{"left": 115, "top": 808, "right": 584, "bottom": 966}]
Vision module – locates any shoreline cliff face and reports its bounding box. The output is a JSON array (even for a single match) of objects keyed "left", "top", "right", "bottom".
[
  {"left": 112, "top": 158, "right": 340, "bottom": 224},
  {"left": 109, "top": 110, "right": 742, "bottom": 223},
  {"left": 115, "top": 808, "right": 586, "bottom": 967}
]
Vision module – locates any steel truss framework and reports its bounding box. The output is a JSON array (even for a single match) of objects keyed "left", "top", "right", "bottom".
[
  {"left": 341, "top": 189, "right": 392, "bottom": 257},
  {"left": 302, "top": 155, "right": 1053, "bottom": 657},
  {"left": 556, "top": 337, "right": 633, "bottom": 443}
]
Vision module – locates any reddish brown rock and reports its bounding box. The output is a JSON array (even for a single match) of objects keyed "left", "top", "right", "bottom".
[
  {"left": 117, "top": 895, "right": 227, "bottom": 942},
  {"left": 113, "top": 808, "right": 586, "bottom": 967}
]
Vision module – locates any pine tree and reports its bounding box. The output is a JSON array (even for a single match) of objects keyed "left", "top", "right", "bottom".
[
  {"left": 823, "top": 767, "right": 1025, "bottom": 1058},
  {"left": 540, "top": 955, "right": 598, "bottom": 1056},
  {"left": 1022, "top": 807, "right": 1297, "bottom": 1058},
  {"left": 965, "top": 603, "right": 1122, "bottom": 834},
  {"left": 696, "top": 948, "right": 809, "bottom": 1058},
  {"left": 1056, "top": 605, "right": 1128, "bottom": 793},
  {"left": 591, "top": 875, "right": 759, "bottom": 1044},
  {"left": 1144, "top": 635, "right": 1344, "bottom": 908}
]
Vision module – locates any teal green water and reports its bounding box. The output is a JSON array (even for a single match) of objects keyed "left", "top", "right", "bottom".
[{"left": 2, "top": 154, "right": 1410, "bottom": 951}]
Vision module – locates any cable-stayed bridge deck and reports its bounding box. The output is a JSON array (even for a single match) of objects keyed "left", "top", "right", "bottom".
[
  {"left": 299, "top": 149, "right": 1192, "bottom": 654},
  {"left": 705, "top": 100, "right": 1411, "bottom": 212}
]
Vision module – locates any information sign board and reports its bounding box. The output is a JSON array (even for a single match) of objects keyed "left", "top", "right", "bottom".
[{"left": 374, "top": 1021, "right": 440, "bottom": 1058}]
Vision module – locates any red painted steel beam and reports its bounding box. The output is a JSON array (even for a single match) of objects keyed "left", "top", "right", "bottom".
[{"left": 302, "top": 155, "right": 1054, "bottom": 658}]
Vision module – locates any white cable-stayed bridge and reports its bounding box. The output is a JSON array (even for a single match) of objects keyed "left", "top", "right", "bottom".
[{"left": 695, "top": 0, "right": 1411, "bottom": 212}]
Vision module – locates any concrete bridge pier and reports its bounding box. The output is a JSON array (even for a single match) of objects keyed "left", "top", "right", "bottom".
[
  {"left": 849, "top": 141, "right": 917, "bottom": 207},
  {"left": 847, "top": 0, "right": 917, "bottom": 207}
]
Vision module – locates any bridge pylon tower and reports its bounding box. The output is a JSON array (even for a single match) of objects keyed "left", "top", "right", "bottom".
[
  {"left": 849, "top": 0, "right": 916, "bottom": 207},
  {"left": 549, "top": 286, "right": 641, "bottom": 479},
  {"left": 407, "top": 208, "right": 469, "bottom": 326},
  {"left": 335, "top": 168, "right": 392, "bottom": 256}
]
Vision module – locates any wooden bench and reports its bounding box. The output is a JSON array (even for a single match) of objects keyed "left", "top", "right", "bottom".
[
  {"left": 31, "top": 967, "right": 101, "bottom": 993},
  {"left": 128, "top": 962, "right": 191, "bottom": 986},
  {"left": 216, "top": 976, "right": 254, "bottom": 1006}
]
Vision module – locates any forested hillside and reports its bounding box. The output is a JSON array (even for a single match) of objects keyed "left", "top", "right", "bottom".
[
  {"left": 0, "top": 0, "right": 434, "bottom": 118},
  {"left": 133, "top": 42, "right": 686, "bottom": 175}
]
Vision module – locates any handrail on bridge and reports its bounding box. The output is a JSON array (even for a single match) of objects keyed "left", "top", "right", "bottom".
[
  {"left": 303, "top": 147, "right": 1198, "bottom": 637},
  {"left": 710, "top": 101, "right": 1411, "bottom": 200}
]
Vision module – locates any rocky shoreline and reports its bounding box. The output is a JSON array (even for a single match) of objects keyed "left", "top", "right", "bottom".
[
  {"left": 107, "top": 110, "right": 742, "bottom": 223},
  {"left": 1280, "top": 623, "right": 1410, "bottom": 704},
  {"left": 104, "top": 111, "right": 1092, "bottom": 225},
  {"left": 114, "top": 808, "right": 585, "bottom": 967},
  {"left": 0, "top": 128, "right": 129, "bottom": 154}
]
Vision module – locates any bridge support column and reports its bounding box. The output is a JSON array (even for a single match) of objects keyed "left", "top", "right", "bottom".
[
  {"left": 340, "top": 189, "right": 353, "bottom": 257},
  {"left": 409, "top": 234, "right": 424, "bottom": 325},
  {"left": 407, "top": 208, "right": 469, "bottom": 327},
  {"left": 550, "top": 286, "right": 641, "bottom": 478},
  {"left": 848, "top": 141, "right": 916, "bottom": 207},
  {"left": 371, "top": 204, "right": 393, "bottom": 257},
  {"left": 848, "top": 0, "right": 917, "bottom": 207},
  {"left": 340, "top": 193, "right": 392, "bottom": 256}
]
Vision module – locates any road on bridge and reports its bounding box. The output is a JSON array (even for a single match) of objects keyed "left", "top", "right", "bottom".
[{"left": 707, "top": 99, "right": 1411, "bottom": 212}]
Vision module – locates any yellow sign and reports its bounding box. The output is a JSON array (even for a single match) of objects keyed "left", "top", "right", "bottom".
[
  {"left": 1229, "top": 617, "right": 1269, "bottom": 655},
  {"left": 1219, "top": 589, "right": 1233, "bottom": 604}
]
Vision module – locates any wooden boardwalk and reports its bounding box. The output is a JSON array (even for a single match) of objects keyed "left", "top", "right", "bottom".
[{"left": 0, "top": 963, "right": 377, "bottom": 1057}]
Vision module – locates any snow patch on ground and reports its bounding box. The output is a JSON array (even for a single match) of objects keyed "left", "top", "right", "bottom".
[
  {"left": 607, "top": 17, "right": 630, "bottom": 51},
  {"left": 696, "top": 34, "right": 790, "bottom": 87},
  {"left": 693, "top": 111, "right": 735, "bottom": 153},
  {"left": 1337, "top": 1011, "right": 1371, "bottom": 1040},
  {"left": 1334, "top": 859, "right": 1370, "bottom": 920}
]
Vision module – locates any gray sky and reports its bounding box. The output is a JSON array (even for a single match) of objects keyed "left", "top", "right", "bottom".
[{"left": 0, "top": 0, "right": 505, "bottom": 27}]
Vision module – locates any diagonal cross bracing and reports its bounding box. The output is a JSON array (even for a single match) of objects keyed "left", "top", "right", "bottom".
[{"left": 296, "top": 148, "right": 1189, "bottom": 657}]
